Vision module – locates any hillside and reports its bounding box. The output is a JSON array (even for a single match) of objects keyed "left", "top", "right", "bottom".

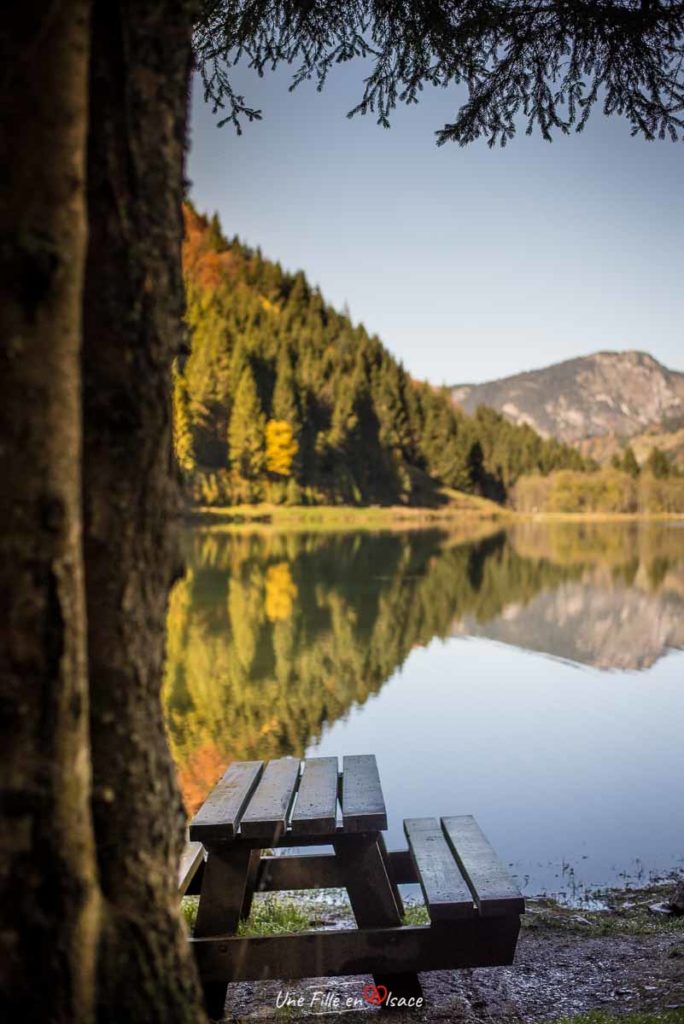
[
  {"left": 450, "top": 351, "right": 684, "bottom": 445},
  {"left": 577, "top": 419, "right": 684, "bottom": 471},
  {"left": 175, "top": 206, "right": 587, "bottom": 507}
]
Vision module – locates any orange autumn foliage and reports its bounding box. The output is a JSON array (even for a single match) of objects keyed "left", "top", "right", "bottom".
[
  {"left": 182, "top": 204, "right": 238, "bottom": 291},
  {"left": 176, "top": 741, "right": 227, "bottom": 815}
]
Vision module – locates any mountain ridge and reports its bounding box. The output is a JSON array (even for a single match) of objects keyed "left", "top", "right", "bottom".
[{"left": 450, "top": 350, "right": 684, "bottom": 446}]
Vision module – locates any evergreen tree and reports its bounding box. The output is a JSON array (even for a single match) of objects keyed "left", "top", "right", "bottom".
[
  {"left": 467, "top": 440, "right": 485, "bottom": 491},
  {"left": 206, "top": 211, "right": 225, "bottom": 251},
  {"left": 622, "top": 445, "right": 640, "bottom": 478},
  {"left": 228, "top": 366, "right": 266, "bottom": 478},
  {"left": 272, "top": 347, "right": 300, "bottom": 428},
  {"left": 645, "top": 446, "right": 671, "bottom": 479}
]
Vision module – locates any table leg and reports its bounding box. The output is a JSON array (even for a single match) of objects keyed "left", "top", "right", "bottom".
[
  {"left": 333, "top": 834, "right": 422, "bottom": 1008},
  {"left": 194, "top": 844, "right": 255, "bottom": 1019},
  {"left": 240, "top": 849, "right": 261, "bottom": 921},
  {"left": 332, "top": 833, "right": 401, "bottom": 927}
]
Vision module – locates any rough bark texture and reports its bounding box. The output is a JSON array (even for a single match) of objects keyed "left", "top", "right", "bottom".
[
  {"left": 0, "top": 4, "right": 100, "bottom": 1022},
  {"left": 83, "top": 2, "right": 205, "bottom": 1021}
]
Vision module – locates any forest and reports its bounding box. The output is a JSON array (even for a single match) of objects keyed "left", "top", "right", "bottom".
[{"left": 174, "top": 206, "right": 588, "bottom": 507}]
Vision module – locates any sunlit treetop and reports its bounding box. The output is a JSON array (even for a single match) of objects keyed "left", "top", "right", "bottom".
[{"left": 193, "top": 1, "right": 684, "bottom": 146}]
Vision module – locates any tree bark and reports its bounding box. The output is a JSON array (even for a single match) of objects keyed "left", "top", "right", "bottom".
[
  {"left": 83, "top": 2, "right": 205, "bottom": 1021},
  {"left": 0, "top": 4, "right": 100, "bottom": 1022}
]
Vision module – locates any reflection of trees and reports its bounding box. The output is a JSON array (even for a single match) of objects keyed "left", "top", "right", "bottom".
[
  {"left": 164, "top": 524, "right": 684, "bottom": 812},
  {"left": 510, "top": 521, "right": 684, "bottom": 587}
]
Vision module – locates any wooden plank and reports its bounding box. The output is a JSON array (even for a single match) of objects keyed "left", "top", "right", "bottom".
[
  {"left": 290, "top": 757, "right": 338, "bottom": 835},
  {"left": 404, "top": 818, "right": 475, "bottom": 921},
  {"left": 190, "top": 916, "right": 521, "bottom": 983},
  {"left": 257, "top": 852, "right": 344, "bottom": 891},
  {"left": 441, "top": 816, "right": 525, "bottom": 917},
  {"left": 340, "top": 754, "right": 387, "bottom": 832},
  {"left": 201, "top": 826, "right": 374, "bottom": 851},
  {"left": 240, "top": 757, "right": 301, "bottom": 839},
  {"left": 189, "top": 760, "right": 263, "bottom": 842},
  {"left": 255, "top": 848, "right": 417, "bottom": 892},
  {"left": 178, "top": 841, "right": 205, "bottom": 896}
]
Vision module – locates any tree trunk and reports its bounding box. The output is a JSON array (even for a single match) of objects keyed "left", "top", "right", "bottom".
[
  {"left": 82, "top": 2, "right": 205, "bottom": 1021},
  {"left": 0, "top": 4, "right": 100, "bottom": 1022}
]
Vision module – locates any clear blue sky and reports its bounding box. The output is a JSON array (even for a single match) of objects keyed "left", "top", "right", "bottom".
[{"left": 188, "top": 61, "right": 684, "bottom": 386}]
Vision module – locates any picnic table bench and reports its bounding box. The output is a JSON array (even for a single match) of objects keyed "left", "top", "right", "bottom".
[{"left": 181, "top": 754, "right": 524, "bottom": 1017}]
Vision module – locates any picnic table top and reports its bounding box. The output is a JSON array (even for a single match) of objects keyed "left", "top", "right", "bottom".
[{"left": 189, "top": 754, "right": 386, "bottom": 844}]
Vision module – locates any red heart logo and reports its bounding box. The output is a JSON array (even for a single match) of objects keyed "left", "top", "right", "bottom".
[{"left": 362, "top": 983, "right": 388, "bottom": 1005}]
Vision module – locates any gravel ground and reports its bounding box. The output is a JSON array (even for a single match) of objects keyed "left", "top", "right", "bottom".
[{"left": 214, "top": 881, "right": 684, "bottom": 1023}]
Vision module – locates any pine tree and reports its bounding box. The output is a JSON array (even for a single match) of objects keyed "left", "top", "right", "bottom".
[
  {"left": 645, "top": 446, "right": 671, "bottom": 479},
  {"left": 467, "top": 440, "right": 485, "bottom": 490},
  {"left": 272, "top": 347, "right": 300, "bottom": 428},
  {"left": 621, "top": 445, "right": 640, "bottom": 478},
  {"left": 228, "top": 366, "right": 266, "bottom": 478},
  {"left": 207, "top": 211, "right": 225, "bottom": 251}
]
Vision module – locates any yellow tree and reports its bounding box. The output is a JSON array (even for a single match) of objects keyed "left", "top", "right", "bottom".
[{"left": 265, "top": 419, "right": 299, "bottom": 477}]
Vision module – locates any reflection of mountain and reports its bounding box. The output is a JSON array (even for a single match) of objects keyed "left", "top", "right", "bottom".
[
  {"left": 163, "top": 523, "right": 684, "bottom": 811},
  {"left": 453, "top": 576, "right": 684, "bottom": 670}
]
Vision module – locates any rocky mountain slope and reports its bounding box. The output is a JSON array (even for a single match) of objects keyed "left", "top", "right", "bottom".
[{"left": 450, "top": 351, "right": 684, "bottom": 444}]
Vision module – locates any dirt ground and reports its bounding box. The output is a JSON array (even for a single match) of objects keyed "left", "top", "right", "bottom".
[{"left": 217, "top": 882, "right": 684, "bottom": 1023}]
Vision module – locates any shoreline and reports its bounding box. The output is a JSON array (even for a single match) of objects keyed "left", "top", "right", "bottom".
[
  {"left": 189, "top": 876, "right": 684, "bottom": 1023},
  {"left": 188, "top": 502, "right": 684, "bottom": 532}
]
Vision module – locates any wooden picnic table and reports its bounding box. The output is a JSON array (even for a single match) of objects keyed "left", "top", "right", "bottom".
[{"left": 182, "top": 754, "right": 524, "bottom": 1018}]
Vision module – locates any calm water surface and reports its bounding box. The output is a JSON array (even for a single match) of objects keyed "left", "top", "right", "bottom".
[{"left": 164, "top": 521, "right": 684, "bottom": 902}]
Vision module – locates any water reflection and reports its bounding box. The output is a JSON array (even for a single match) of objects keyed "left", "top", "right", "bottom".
[
  {"left": 163, "top": 522, "right": 684, "bottom": 814},
  {"left": 456, "top": 523, "right": 684, "bottom": 670}
]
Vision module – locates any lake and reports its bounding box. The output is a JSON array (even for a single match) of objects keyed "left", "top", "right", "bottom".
[{"left": 164, "top": 520, "right": 684, "bottom": 903}]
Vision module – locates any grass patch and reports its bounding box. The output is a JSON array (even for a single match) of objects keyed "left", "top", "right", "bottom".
[
  {"left": 181, "top": 895, "right": 199, "bottom": 931},
  {"left": 523, "top": 880, "right": 684, "bottom": 938},
  {"left": 237, "top": 895, "right": 312, "bottom": 936},
  {"left": 591, "top": 913, "right": 684, "bottom": 938},
  {"left": 191, "top": 493, "right": 507, "bottom": 532},
  {"left": 182, "top": 894, "right": 313, "bottom": 937},
  {"left": 402, "top": 902, "right": 430, "bottom": 926},
  {"left": 523, "top": 906, "right": 684, "bottom": 938},
  {"left": 184, "top": 892, "right": 431, "bottom": 934}
]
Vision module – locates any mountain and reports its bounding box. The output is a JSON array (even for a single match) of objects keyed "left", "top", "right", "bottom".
[
  {"left": 176, "top": 205, "right": 587, "bottom": 507},
  {"left": 450, "top": 351, "right": 684, "bottom": 446}
]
